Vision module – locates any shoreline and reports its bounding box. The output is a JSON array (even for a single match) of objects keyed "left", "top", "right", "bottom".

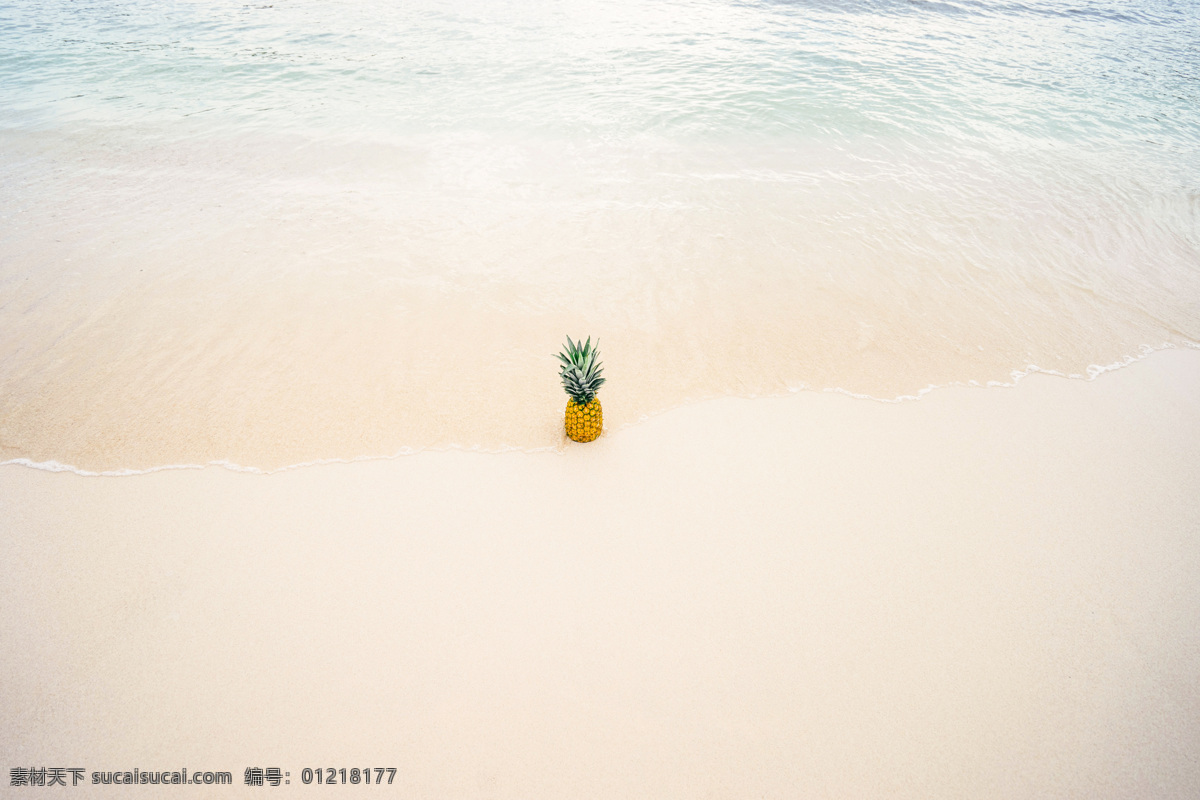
[
  {"left": 2, "top": 347, "right": 1198, "bottom": 797},
  {"left": 3, "top": 342, "right": 1195, "bottom": 477}
]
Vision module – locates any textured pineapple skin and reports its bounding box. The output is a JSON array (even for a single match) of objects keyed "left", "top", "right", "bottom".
[{"left": 565, "top": 398, "right": 603, "bottom": 443}]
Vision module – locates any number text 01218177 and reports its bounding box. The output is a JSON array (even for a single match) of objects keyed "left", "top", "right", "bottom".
[{"left": 302, "top": 767, "right": 396, "bottom": 785}]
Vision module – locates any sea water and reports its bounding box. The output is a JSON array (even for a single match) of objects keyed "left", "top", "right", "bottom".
[{"left": 1, "top": 0, "right": 1198, "bottom": 471}]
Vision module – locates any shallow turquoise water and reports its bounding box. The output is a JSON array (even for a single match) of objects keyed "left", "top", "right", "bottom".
[
  {"left": 1, "top": 0, "right": 1198, "bottom": 469},
  {"left": 4, "top": 0, "right": 1198, "bottom": 147}
]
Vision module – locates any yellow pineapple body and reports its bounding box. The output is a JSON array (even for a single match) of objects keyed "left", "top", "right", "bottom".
[{"left": 565, "top": 398, "right": 603, "bottom": 443}]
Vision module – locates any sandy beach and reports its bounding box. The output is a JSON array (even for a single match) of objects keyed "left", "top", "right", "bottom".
[
  {"left": 5, "top": 1, "right": 1200, "bottom": 795},
  {"left": 2, "top": 347, "right": 1198, "bottom": 798}
]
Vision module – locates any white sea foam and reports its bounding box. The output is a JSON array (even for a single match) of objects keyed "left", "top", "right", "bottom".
[{"left": 3, "top": 342, "right": 1189, "bottom": 477}]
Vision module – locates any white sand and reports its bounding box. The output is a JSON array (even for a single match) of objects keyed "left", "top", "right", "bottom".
[{"left": 2, "top": 348, "right": 1199, "bottom": 798}]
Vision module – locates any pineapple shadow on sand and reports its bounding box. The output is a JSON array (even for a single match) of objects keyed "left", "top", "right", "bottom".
[{"left": 557, "top": 336, "right": 606, "bottom": 443}]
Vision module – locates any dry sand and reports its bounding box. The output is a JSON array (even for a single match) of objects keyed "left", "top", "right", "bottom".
[{"left": 2, "top": 348, "right": 1199, "bottom": 798}]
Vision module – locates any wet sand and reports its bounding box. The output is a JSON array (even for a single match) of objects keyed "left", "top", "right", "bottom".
[{"left": 2, "top": 348, "right": 1199, "bottom": 798}]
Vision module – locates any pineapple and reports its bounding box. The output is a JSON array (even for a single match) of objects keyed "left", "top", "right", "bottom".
[{"left": 557, "top": 336, "right": 606, "bottom": 443}]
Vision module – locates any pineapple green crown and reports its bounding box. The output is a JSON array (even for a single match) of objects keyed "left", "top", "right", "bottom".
[{"left": 556, "top": 335, "right": 606, "bottom": 404}]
